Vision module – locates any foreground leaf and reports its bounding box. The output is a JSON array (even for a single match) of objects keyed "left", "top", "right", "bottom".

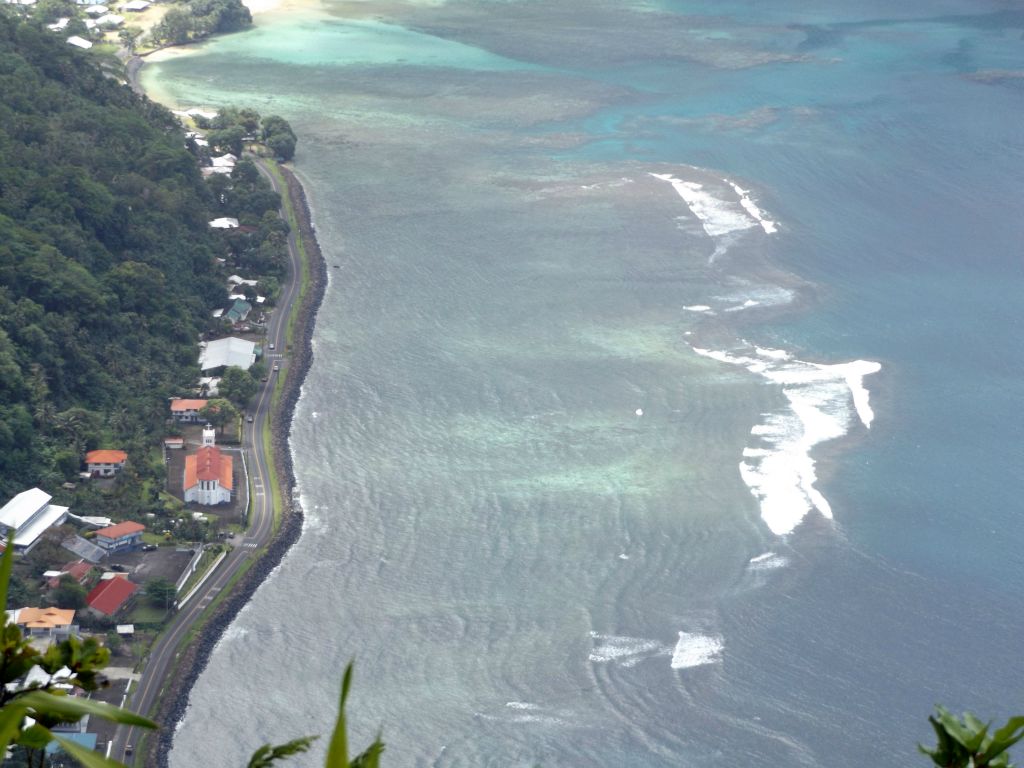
[
  {"left": 248, "top": 735, "right": 318, "bottom": 767},
  {"left": 53, "top": 733, "right": 129, "bottom": 768},
  {"left": 17, "top": 690, "right": 156, "bottom": 728}
]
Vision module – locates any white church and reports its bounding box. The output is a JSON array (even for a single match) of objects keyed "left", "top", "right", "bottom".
[{"left": 183, "top": 426, "right": 233, "bottom": 506}]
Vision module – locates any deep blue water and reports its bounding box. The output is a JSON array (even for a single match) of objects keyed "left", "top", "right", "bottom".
[{"left": 150, "top": 2, "right": 1024, "bottom": 765}]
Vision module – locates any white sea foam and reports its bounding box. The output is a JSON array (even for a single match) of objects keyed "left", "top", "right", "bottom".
[
  {"left": 650, "top": 173, "right": 757, "bottom": 238},
  {"left": 683, "top": 304, "right": 712, "bottom": 312},
  {"left": 670, "top": 631, "right": 724, "bottom": 669},
  {"left": 588, "top": 632, "right": 667, "bottom": 668},
  {"left": 747, "top": 551, "right": 788, "bottom": 571},
  {"left": 726, "top": 180, "right": 779, "bottom": 234},
  {"left": 506, "top": 701, "right": 540, "bottom": 710},
  {"left": 692, "top": 344, "right": 880, "bottom": 535}
]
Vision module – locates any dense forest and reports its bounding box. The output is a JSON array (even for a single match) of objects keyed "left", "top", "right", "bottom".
[{"left": 0, "top": 14, "right": 226, "bottom": 498}]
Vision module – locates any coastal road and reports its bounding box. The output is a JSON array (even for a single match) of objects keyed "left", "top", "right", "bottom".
[{"left": 111, "top": 158, "right": 305, "bottom": 765}]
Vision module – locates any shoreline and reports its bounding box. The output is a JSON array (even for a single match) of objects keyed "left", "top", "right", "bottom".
[
  {"left": 149, "top": 162, "right": 327, "bottom": 766},
  {"left": 125, "top": 55, "right": 329, "bottom": 765}
]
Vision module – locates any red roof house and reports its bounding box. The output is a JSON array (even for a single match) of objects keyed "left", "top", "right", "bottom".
[
  {"left": 86, "top": 576, "right": 137, "bottom": 617},
  {"left": 169, "top": 399, "right": 209, "bottom": 422},
  {"left": 85, "top": 450, "right": 128, "bottom": 477}
]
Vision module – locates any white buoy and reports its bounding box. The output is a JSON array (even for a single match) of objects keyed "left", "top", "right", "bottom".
[{"left": 635, "top": 408, "right": 644, "bottom": 417}]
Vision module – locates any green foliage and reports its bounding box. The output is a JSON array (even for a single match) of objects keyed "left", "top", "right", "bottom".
[
  {"left": 199, "top": 397, "right": 237, "bottom": 433},
  {"left": 50, "top": 576, "right": 86, "bottom": 610},
  {"left": 261, "top": 115, "right": 297, "bottom": 161},
  {"left": 0, "top": 16, "right": 224, "bottom": 496},
  {"left": 249, "top": 662, "right": 384, "bottom": 768},
  {"left": 143, "top": 577, "right": 176, "bottom": 608},
  {"left": 218, "top": 366, "right": 257, "bottom": 408},
  {"left": 921, "top": 707, "right": 1024, "bottom": 768},
  {"left": 150, "top": 0, "right": 251, "bottom": 44},
  {"left": 247, "top": 736, "right": 318, "bottom": 768}
]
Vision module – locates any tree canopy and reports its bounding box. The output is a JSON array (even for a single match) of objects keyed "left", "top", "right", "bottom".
[{"left": 0, "top": 16, "right": 223, "bottom": 496}]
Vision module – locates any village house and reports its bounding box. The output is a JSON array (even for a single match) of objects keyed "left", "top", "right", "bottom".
[
  {"left": 183, "top": 426, "right": 233, "bottom": 505},
  {"left": 65, "top": 36, "right": 92, "bottom": 48},
  {"left": 85, "top": 449, "right": 127, "bottom": 478},
  {"left": 85, "top": 575, "right": 137, "bottom": 617},
  {"left": 8, "top": 607, "right": 78, "bottom": 640},
  {"left": 0, "top": 488, "right": 69, "bottom": 556},
  {"left": 164, "top": 437, "right": 185, "bottom": 450},
  {"left": 170, "top": 398, "right": 209, "bottom": 423},
  {"left": 224, "top": 298, "right": 252, "bottom": 325},
  {"left": 202, "top": 153, "right": 237, "bottom": 176},
  {"left": 209, "top": 217, "right": 239, "bottom": 229},
  {"left": 198, "top": 337, "right": 256, "bottom": 373},
  {"left": 44, "top": 560, "right": 94, "bottom": 590},
  {"left": 93, "top": 521, "right": 145, "bottom": 553}
]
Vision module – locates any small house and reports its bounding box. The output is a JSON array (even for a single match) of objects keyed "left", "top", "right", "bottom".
[
  {"left": 10, "top": 607, "right": 78, "bottom": 640},
  {"left": 170, "top": 398, "right": 209, "bottom": 422},
  {"left": 85, "top": 449, "right": 128, "bottom": 478},
  {"left": 93, "top": 521, "right": 145, "bottom": 553},
  {"left": 85, "top": 576, "right": 137, "bottom": 617}
]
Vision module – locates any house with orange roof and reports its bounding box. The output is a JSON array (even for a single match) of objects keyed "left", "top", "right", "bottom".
[
  {"left": 85, "top": 449, "right": 128, "bottom": 478},
  {"left": 169, "top": 398, "right": 209, "bottom": 423},
  {"left": 93, "top": 521, "right": 145, "bottom": 553},
  {"left": 9, "top": 607, "right": 78, "bottom": 639},
  {"left": 85, "top": 576, "right": 137, "bottom": 617}
]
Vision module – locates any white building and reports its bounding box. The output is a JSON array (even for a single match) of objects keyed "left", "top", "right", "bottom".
[
  {"left": 199, "top": 337, "right": 256, "bottom": 372},
  {"left": 183, "top": 427, "right": 233, "bottom": 505},
  {"left": 0, "top": 489, "right": 69, "bottom": 556},
  {"left": 66, "top": 36, "right": 93, "bottom": 49},
  {"left": 209, "top": 217, "right": 239, "bottom": 229}
]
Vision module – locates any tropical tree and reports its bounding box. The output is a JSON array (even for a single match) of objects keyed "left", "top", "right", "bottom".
[
  {"left": 218, "top": 367, "right": 258, "bottom": 409},
  {"left": 144, "top": 578, "right": 176, "bottom": 610},
  {"left": 50, "top": 576, "right": 86, "bottom": 610},
  {"left": 199, "top": 398, "right": 237, "bottom": 434}
]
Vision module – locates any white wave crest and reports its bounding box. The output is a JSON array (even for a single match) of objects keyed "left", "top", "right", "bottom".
[
  {"left": 747, "top": 551, "right": 788, "bottom": 571},
  {"left": 726, "top": 180, "right": 779, "bottom": 234},
  {"left": 588, "top": 632, "right": 666, "bottom": 668},
  {"left": 670, "top": 631, "right": 724, "bottom": 669},
  {"left": 650, "top": 173, "right": 757, "bottom": 238},
  {"left": 692, "top": 344, "right": 880, "bottom": 535}
]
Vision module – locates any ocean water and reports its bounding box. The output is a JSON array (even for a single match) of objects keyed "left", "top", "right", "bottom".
[{"left": 147, "top": 2, "right": 1024, "bottom": 766}]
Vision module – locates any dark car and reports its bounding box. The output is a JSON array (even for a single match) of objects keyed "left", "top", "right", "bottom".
[
  {"left": 141, "top": 544, "right": 158, "bottom": 552},
  {"left": 110, "top": 564, "right": 128, "bottom": 572}
]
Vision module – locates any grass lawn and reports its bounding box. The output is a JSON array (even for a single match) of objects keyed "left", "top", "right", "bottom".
[{"left": 128, "top": 603, "right": 168, "bottom": 625}]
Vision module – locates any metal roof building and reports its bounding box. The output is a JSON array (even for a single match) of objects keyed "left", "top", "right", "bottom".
[
  {"left": 198, "top": 337, "right": 256, "bottom": 371},
  {"left": 0, "top": 488, "right": 69, "bottom": 555}
]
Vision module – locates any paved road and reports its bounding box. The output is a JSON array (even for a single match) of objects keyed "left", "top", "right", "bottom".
[{"left": 112, "top": 159, "right": 304, "bottom": 765}]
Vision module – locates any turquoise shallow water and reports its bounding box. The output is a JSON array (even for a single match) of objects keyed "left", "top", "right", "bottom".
[{"left": 149, "top": 3, "right": 1024, "bottom": 765}]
